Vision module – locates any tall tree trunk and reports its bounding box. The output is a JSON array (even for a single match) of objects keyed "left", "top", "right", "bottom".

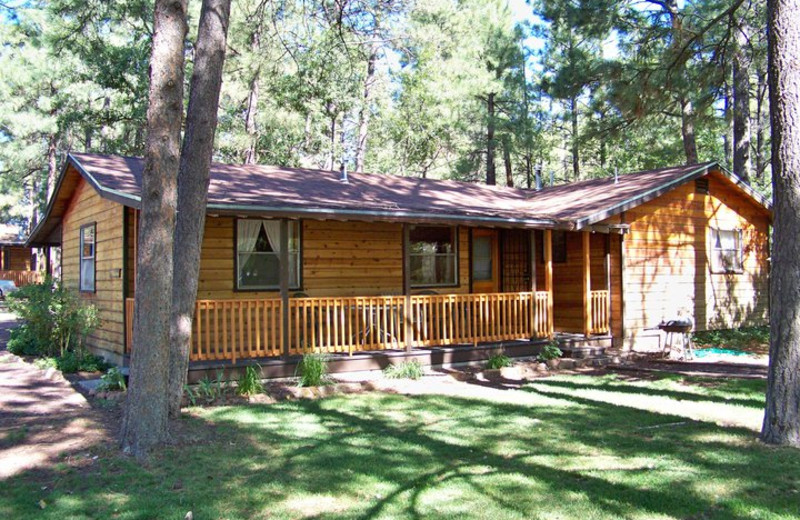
[
  {"left": 733, "top": 23, "right": 752, "bottom": 179},
  {"left": 723, "top": 77, "right": 733, "bottom": 165},
  {"left": 120, "top": 0, "right": 187, "bottom": 460},
  {"left": 755, "top": 70, "right": 769, "bottom": 178},
  {"left": 570, "top": 95, "right": 579, "bottom": 180},
  {"left": 167, "top": 0, "right": 231, "bottom": 419},
  {"left": 243, "top": 30, "right": 260, "bottom": 165},
  {"left": 680, "top": 97, "right": 699, "bottom": 164},
  {"left": 325, "top": 108, "right": 336, "bottom": 170},
  {"left": 503, "top": 138, "right": 513, "bottom": 187},
  {"left": 486, "top": 93, "right": 496, "bottom": 185},
  {"left": 101, "top": 96, "right": 112, "bottom": 152},
  {"left": 355, "top": 45, "right": 377, "bottom": 172},
  {"left": 761, "top": 0, "right": 800, "bottom": 448},
  {"left": 46, "top": 134, "right": 58, "bottom": 200}
]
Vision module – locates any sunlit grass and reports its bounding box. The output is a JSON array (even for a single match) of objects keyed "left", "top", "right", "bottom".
[{"left": 1, "top": 373, "right": 798, "bottom": 520}]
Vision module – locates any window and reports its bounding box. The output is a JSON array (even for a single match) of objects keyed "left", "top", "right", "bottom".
[
  {"left": 79, "top": 224, "right": 96, "bottom": 292},
  {"left": 538, "top": 230, "right": 567, "bottom": 264},
  {"left": 409, "top": 225, "right": 457, "bottom": 287},
  {"left": 710, "top": 228, "right": 743, "bottom": 273},
  {"left": 236, "top": 219, "right": 300, "bottom": 290}
]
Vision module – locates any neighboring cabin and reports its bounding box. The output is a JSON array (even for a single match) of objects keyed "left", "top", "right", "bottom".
[
  {"left": 28, "top": 153, "right": 770, "bottom": 371},
  {"left": 0, "top": 224, "right": 42, "bottom": 288}
]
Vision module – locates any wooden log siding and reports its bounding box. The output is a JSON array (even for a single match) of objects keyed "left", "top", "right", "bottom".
[
  {"left": 0, "top": 270, "right": 43, "bottom": 287},
  {"left": 125, "top": 292, "right": 553, "bottom": 361}
]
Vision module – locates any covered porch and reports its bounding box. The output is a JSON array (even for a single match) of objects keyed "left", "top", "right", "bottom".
[{"left": 124, "top": 225, "right": 615, "bottom": 364}]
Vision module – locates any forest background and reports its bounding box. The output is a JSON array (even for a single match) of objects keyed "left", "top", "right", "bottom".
[{"left": 0, "top": 0, "right": 769, "bottom": 232}]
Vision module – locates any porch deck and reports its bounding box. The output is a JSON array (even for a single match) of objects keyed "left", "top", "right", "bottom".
[{"left": 125, "top": 290, "right": 611, "bottom": 365}]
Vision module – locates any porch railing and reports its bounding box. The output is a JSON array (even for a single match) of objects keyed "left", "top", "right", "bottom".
[
  {"left": 125, "top": 291, "right": 553, "bottom": 361},
  {"left": 589, "top": 290, "right": 610, "bottom": 334},
  {"left": 0, "top": 270, "right": 43, "bottom": 287}
]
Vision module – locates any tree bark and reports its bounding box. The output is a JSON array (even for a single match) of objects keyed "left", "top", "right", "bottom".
[
  {"left": 503, "top": 138, "right": 513, "bottom": 187},
  {"left": 355, "top": 44, "right": 377, "bottom": 172},
  {"left": 723, "top": 77, "right": 733, "bottom": 165},
  {"left": 680, "top": 97, "right": 699, "bottom": 164},
  {"left": 761, "top": 0, "right": 800, "bottom": 448},
  {"left": 486, "top": 92, "right": 496, "bottom": 185},
  {"left": 243, "top": 30, "right": 260, "bottom": 165},
  {"left": 733, "top": 22, "right": 752, "bottom": 179},
  {"left": 755, "top": 70, "right": 769, "bottom": 178},
  {"left": 46, "top": 134, "right": 58, "bottom": 200},
  {"left": 120, "top": 0, "right": 187, "bottom": 460},
  {"left": 167, "top": 0, "right": 232, "bottom": 419},
  {"left": 570, "top": 95, "right": 579, "bottom": 180}
]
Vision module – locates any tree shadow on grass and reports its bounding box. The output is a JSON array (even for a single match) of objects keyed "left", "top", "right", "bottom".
[
  {"left": 1, "top": 391, "right": 799, "bottom": 520},
  {"left": 526, "top": 376, "right": 766, "bottom": 409}
]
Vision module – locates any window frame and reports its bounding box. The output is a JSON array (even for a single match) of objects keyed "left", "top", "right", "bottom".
[
  {"left": 79, "top": 223, "right": 96, "bottom": 293},
  {"left": 709, "top": 227, "right": 744, "bottom": 274},
  {"left": 234, "top": 218, "right": 302, "bottom": 292},
  {"left": 407, "top": 225, "right": 459, "bottom": 289}
]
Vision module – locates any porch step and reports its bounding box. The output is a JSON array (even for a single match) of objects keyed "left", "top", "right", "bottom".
[{"left": 555, "top": 335, "right": 612, "bottom": 359}]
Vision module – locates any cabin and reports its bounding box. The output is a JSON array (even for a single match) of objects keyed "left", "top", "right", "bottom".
[
  {"left": 0, "top": 224, "right": 42, "bottom": 288},
  {"left": 27, "top": 153, "right": 771, "bottom": 376}
]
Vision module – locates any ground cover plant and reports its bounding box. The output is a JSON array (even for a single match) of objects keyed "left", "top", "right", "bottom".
[
  {"left": 383, "top": 360, "right": 424, "bottom": 379},
  {"left": 486, "top": 352, "right": 512, "bottom": 369},
  {"left": 1, "top": 372, "right": 798, "bottom": 520},
  {"left": 692, "top": 326, "right": 770, "bottom": 355}
]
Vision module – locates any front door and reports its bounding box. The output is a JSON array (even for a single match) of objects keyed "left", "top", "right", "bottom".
[{"left": 472, "top": 229, "right": 499, "bottom": 293}]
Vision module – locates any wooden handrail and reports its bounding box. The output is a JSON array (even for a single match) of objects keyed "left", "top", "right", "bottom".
[
  {"left": 0, "top": 270, "right": 43, "bottom": 287},
  {"left": 589, "top": 290, "right": 610, "bottom": 335},
  {"left": 125, "top": 291, "right": 555, "bottom": 361}
]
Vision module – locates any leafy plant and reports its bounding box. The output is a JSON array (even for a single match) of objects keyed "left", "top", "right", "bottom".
[
  {"left": 486, "top": 353, "right": 512, "bottom": 369},
  {"left": 237, "top": 365, "right": 264, "bottom": 396},
  {"left": 98, "top": 367, "right": 127, "bottom": 392},
  {"left": 184, "top": 385, "right": 199, "bottom": 407},
  {"left": 297, "top": 353, "right": 329, "bottom": 387},
  {"left": 7, "top": 279, "right": 100, "bottom": 359},
  {"left": 33, "top": 357, "right": 58, "bottom": 370},
  {"left": 537, "top": 342, "right": 563, "bottom": 362},
  {"left": 383, "top": 360, "right": 424, "bottom": 380},
  {"left": 55, "top": 351, "right": 108, "bottom": 374}
]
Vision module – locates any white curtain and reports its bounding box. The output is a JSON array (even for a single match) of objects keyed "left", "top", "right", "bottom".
[
  {"left": 238, "top": 220, "right": 262, "bottom": 252},
  {"left": 262, "top": 220, "right": 281, "bottom": 253}
]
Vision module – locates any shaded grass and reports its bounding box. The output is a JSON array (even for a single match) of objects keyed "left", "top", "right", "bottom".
[{"left": 1, "top": 373, "right": 798, "bottom": 520}]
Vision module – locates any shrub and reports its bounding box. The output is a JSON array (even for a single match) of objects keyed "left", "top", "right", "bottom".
[
  {"left": 297, "top": 353, "right": 329, "bottom": 387},
  {"left": 384, "top": 360, "right": 424, "bottom": 380},
  {"left": 98, "top": 367, "right": 127, "bottom": 392},
  {"left": 486, "top": 353, "right": 513, "bottom": 369},
  {"left": 7, "top": 326, "right": 41, "bottom": 356},
  {"left": 7, "top": 279, "right": 100, "bottom": 358},
  {"left": 33, "top": 357, "right": 58, "bottom": 370},
  {"left": 537, "top": 342, "right": 563, "bottom": 362},
  {"left": 237, "top": 365, "right": 264, "bottom": 396},
  {"left": 55, "top": 351, "right": 108, "bottom": 374}
]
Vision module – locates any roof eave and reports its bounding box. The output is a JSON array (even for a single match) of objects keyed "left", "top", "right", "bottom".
[{"left": 571, "top": 161, "right": 771, "bottom": 229}]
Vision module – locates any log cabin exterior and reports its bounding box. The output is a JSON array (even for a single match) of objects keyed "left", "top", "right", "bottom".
[
  {"left": 27, "top": 153, "right": 771, "bottom": 370},
  {"left": 0, "top": 224, "right": 42, "bottom": 288}
]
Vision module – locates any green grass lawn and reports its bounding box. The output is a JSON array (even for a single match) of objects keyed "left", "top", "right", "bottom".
[{"left": 2, "top": 373, "right": 799, "bottom": 520}]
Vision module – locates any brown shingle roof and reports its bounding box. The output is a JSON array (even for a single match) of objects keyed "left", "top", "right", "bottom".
[{"left": 27, "top": 152, "right": 771, "bottom": 246}]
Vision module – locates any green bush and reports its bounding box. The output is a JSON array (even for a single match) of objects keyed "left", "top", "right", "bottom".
[
  {"left": 486, "top": 353, "right": 513, "bottom": 369},
  {"left": 383, "top": 360, "right": 424, "bottom": 380},
  {"left": 98, "top": 367, "right": 127, "bottom": 391},
  {"left": 237, "top": 365, "right": 264, "bottom": 396},
  {"left": 537, "top": 342, "right": 563, "bottom": 362},
  {"left": 55, "top": 351, "right": 108, "bottom": 374},
  {"left": 7, "top": 278, "right": 100, "bottom": 358},
  {"left": 297, "top": 353, "right": 329, "bottom": 387}
]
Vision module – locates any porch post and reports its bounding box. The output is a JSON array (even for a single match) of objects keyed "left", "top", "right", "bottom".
[
  {"left": 529, "top": 230, "right": 537, "bottom": 292},
  {"left": 606, "top": 233, "right": 612, "bottom": 337},
  {"left": 583, "top": 231, "right": 591, "bottom": 337},
  {"left": 44, "top": 246, "right": 52, "bottom": 276},
  {"left": 402, "top": 224, "right": 412, "bottom": 352},
  {"left": 544, "top": 229, "right": 553, "bottom": 338},
  {"left": 280, "top": 219, "right": 290, "bottom": 358}
]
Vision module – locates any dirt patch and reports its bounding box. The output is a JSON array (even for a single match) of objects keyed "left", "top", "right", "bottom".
[{"left": 0, "top": 351, "right": 117, "bottom": 480}]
